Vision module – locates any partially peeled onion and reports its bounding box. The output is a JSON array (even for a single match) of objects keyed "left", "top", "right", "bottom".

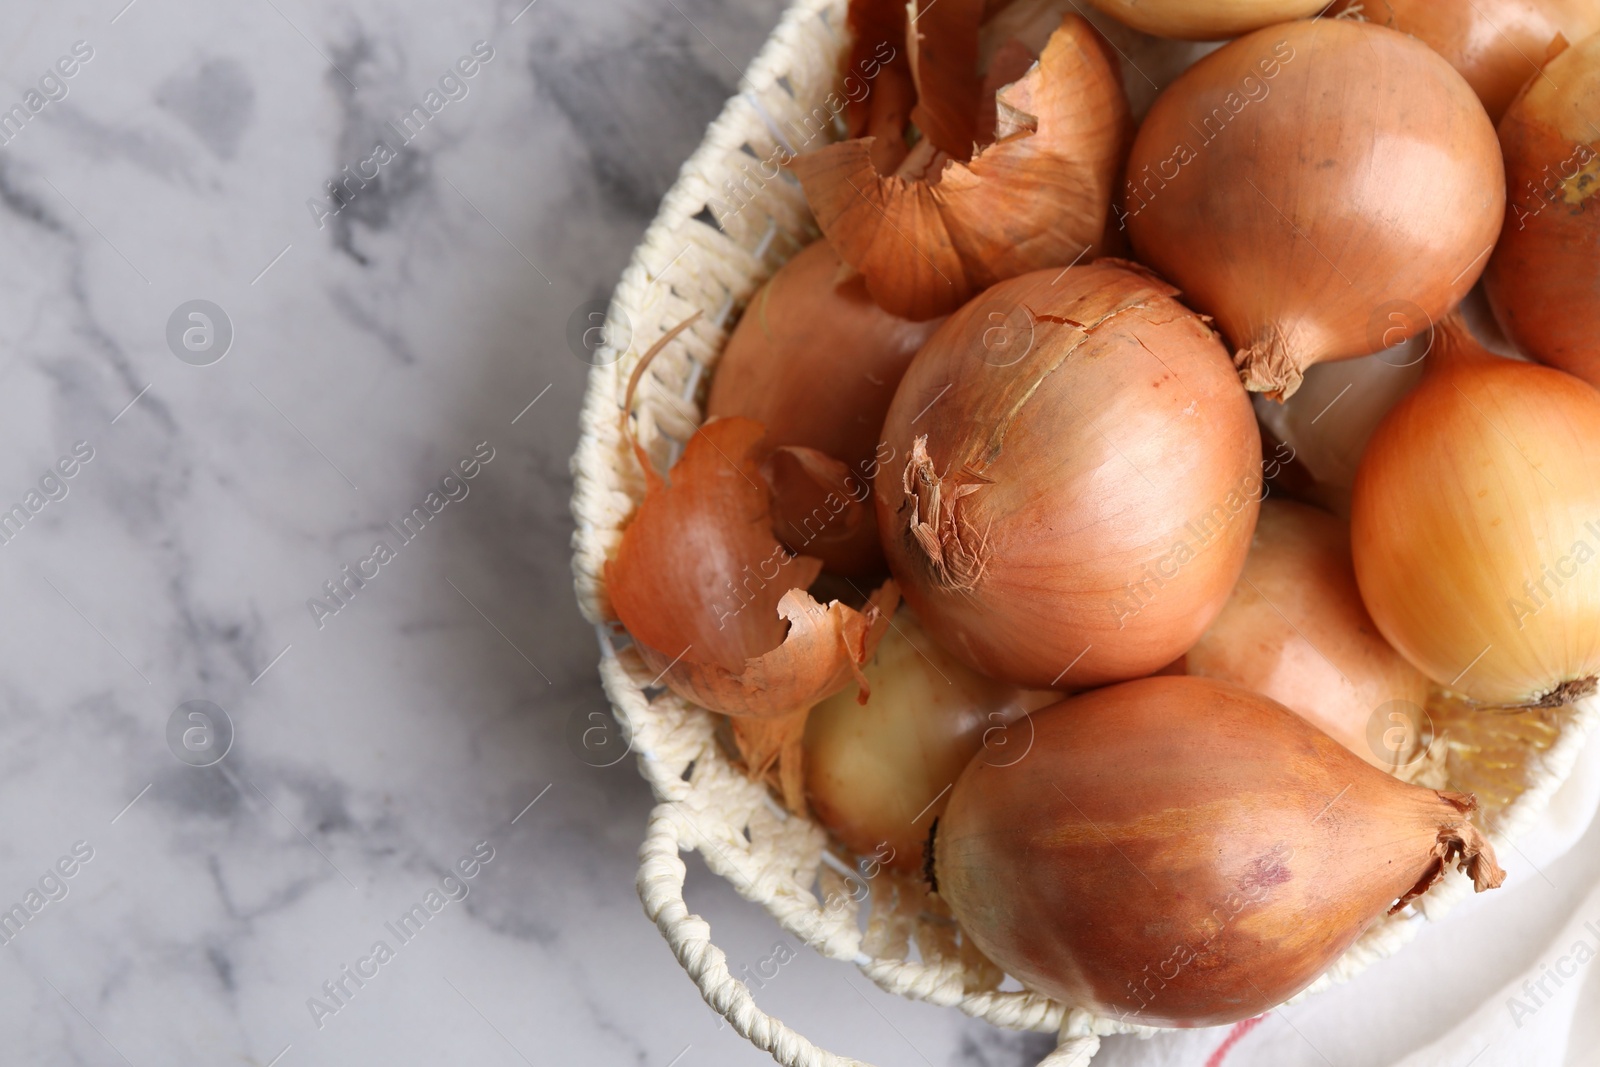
[
  {"left": 934, "top": 675, "right": 1504, "bottom": 1027},
  {"left": 793, "top": 14, "right": 1130, "bottom": 320},
  {"left": 874, "top": 260, "right": 1260, "bottom": 689},
  {"left": 1352, "top": 316, "right": 1600, "bottom": 708},
  {"left": 1125, "top": 18, "right": 1505, "bottom": 399},
  {"left": 605, "top": 406, "right": 897, "bottom": 807},
  {"left": 1180, "top": 499, "right": 1432, "bottom": 776},
  {"left": 707, "top": 241, "right": 944, "bottom": 575}
]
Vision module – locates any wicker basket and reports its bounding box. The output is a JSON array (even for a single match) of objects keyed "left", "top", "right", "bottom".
[{"left": 568, "top": 2, "right": 1600, "bottom": 1062}]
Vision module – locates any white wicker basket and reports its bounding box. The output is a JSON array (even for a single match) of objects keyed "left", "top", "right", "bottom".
[{"left": 568, "top": 2, "right": 1600, "bottom": 1062}]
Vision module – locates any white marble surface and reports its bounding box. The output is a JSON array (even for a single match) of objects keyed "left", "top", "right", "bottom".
[{"left": 1, "top": 1, "right": 1597, "bottom": 1066}]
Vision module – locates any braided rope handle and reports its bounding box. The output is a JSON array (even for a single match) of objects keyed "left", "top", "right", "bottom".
[{"left": 637, "top": 802, "right": 1102, "bottom": 1066}]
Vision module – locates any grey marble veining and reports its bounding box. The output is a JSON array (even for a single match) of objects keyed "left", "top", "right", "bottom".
[{"left": 0, "top": 0, "right": 1064, "bottom": 1063}]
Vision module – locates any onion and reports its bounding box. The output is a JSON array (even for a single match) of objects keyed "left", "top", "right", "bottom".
[
  {"left": 707, "top": 241, "right": 943, "bottom": 575},
  {"left": 607, "top": 360, "right": 899, "bottom": 807},
  {"left": 1327, "top": 0, "right": 1600, "bottom": 122},
  {"left": 1081, "top": 0, "right": 1329, "bottom": 41},
  {"left": 874, "top": 260, "right": 1261, "bottom": 690},
  {"left": 934, "top": 675, "right": 1505, "bottom": 1028},
  {"left": 1485, "top": 31, "right": 1600, "bottom": 386},
  {"left": 792, "top": 14, "right": 1131, "bottom": 321},
  {"left": 1124, "top": 19, "right": 1505, "bottom": 399},
  {"left": 1351, "top": 316, "right": 1600, "bottom": 708},
  {"left": 804, "top": 608, "right": 1054, "bottom": 870},
  {"left": 1180, "top": 499, "right": 1432, "bottom": 775}
]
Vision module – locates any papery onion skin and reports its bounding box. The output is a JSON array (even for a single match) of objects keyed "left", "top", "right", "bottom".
[
  {"left": 935, "top": 676, "right": 1504, "bottom": 1028},
  {"left": 1351, "top": 317, "right": 1600, "bottom": 708},
  {"left": 605, "top": 416, "right": 896, "bottom": 718},
  {"left": 1485, "top": 32, "right": 1600, "bottom": 387},
  {"left": 1327, "top": 0, "right": 1600, "bottom": 122},
  {"left": 792, "top": 14, "right": 1131, "bottom": 321},
  {"left": 708, "top": 241, "right": 943, "bottom": 575},
  {"left": 1124, "top": 19, "right": 1505, "bottom": 400},
  {"left": 874, "top": 261, "right": 1261, "bottom": 690},
  {"left": 1181, "top": 499, "right": 1431, "bottom": 775},
  {"left": 1082, "top": 0, "right": 1329, "bottom": 41},
  {"left": 804, "top": 608, "right": 1054, "bottom": 870}
]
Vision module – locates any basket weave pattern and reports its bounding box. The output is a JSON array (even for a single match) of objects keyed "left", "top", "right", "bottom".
[{"left": 568, "top": 2, "right": 1600, "bottom": 1062}]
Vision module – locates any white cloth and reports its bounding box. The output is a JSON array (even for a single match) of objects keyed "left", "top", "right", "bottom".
[{"left": 1094, "top": 735, "right": 1600, "bottom": 1067}]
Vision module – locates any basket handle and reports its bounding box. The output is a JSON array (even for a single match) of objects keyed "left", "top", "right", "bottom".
[{"left": 636, "top": 801, "right": 1101, "bottom": 1067}]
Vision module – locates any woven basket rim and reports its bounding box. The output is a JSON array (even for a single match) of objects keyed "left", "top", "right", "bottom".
[{"left": 567, "top": 2, "right": 1600, "bottom": 1063}]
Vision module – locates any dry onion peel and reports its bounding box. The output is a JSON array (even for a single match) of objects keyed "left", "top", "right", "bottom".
[
  {"left": 1083, "top": 0, "right": 1331, "bottom": 41},
  {"left": 707, "top": 240, "right": 942, "bottom": 574},
  {"left": 1181, "top": 498, "right": 1432, "bottom": 776},
  {"left": 935, "top": 676, "right": 1505, "bottom": 1028},
  {"left": 1125, "top": 19, "right": 1505, "bottom": 399},
  {"left": 906, "top": 0, "right": 986, "bottom": 160},
  {"left": 1352, "top": 315, "right": 1600, "bottom": 708},
  {"left": 1328, "top": 0, "right": 1600, "bottom": 122},
  {"left": 1485, "top": 30, "right": 1600, "bottom": 386},
  {"left": 792, "top": 14, "right": 1131, "bottom": 321},
  {"left": 875, "top": 260, "right": 1260, "bottom": 689},
  {"left": 844, "top": 0, "right": 920, "bottom": 173},
  {"left": 607, "top": 414, "right": 897, "bottom": 717}
]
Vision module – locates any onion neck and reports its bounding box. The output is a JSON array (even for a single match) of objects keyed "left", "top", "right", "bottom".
[
  {"left": 1422, "top": 313, "right": 1494, "bottom": 378},
  {"left": 1235, "top": 324, "right": 1309, "bottom": 401}
]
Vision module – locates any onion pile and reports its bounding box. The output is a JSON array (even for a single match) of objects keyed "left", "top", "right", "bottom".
[
  {"left": 1327, "top": 0, "right": 1600, "bottom": 122},
  {"left": 1181, "top": 499, "right": 1432, "bottom": 774},
  {"left": 1485, "top": 31, "right": 1600, "bottom": 387},
  {"left": 1352, "top": 316, "right": 1600, "bottom": 708},
  {"left": 1125, "top": 18, "right": 1504, "bottom": 399},
  {"left": 933, "top": 676, "right": 1504, "bottom": 1027},
  {"left": 591, "top": 0, "right": 1576, "bottom": 1034},
  {"left": 874, "top": 260, "right": 1260, "bottom": 689}
]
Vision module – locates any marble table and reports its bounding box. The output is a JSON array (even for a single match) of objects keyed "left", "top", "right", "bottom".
[{"left": 4, "top": 1, "right": 1597, "bottom": 1065}]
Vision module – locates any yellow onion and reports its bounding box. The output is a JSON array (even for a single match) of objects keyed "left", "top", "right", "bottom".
[
  {"left": 1328, "top": 0, "right": 1600, "bottom": 122},
  {"left": 792, "top": 14, "right": 1130, "bottom": 321},
  {"left": 1351, "top": 316, "right": 1600, "bottom": 708},
  {"left": 874, "top": 260, "right": 1261, "bottom": 689},
  {"left": 804, "top": 608, "right": 1055, "bottom": 870},
  {"left": 1181, "top": 499, "right": 1431, "bottom": 775},
  {"left": 605, "top": 407, "right": 898, "bottom": 808},
  {"left": 1485, "top": 31, "right": 1600, "bottom": 387},
  {"left": 1125, "top": 19, "right": 1505, "bottom": 399},
  {"left": 707, "top": 241, "right": 943, "bottom": 575},
  {"left": 1082, "top": 0, "right": 1329, "bottom": 41},
  {"left": 935, "top": 675, "right": 1505, "bottom": 1027}
]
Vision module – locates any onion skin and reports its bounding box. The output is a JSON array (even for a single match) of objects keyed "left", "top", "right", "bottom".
[
  {"left": 792, "top": 15, "right": 1131, "bottom": 321},
  {"left": 605, "top": 416, "right": 897, "bottom": 718},
  {"left": 1351, "top": 318, "right": 1600, "bottom": 708},
  {"left": 935, "top": 676, "right": 1504, "bottom": 1028},
  {"left": 1181, "top": 499, "right": 1431, "bottom": 774},
  {"left": 708, "top": 241, "right": 943, "bottom": 575},
  {"left": 1485, "top": 32, "right": 1600, "bottom": 386},
  {"left": 1327, "top": 0, "right": 1600, "bottom": 122},
  {"left": 874, "top": 261, "right": 1261, "bottom": 690},
  {"left": 1125, "top": 19, "right": 1505, "bottom": 400},
  {"left": 804, "top": 608, "right": 1052, "bottom": 870},
  {"left": 1082, "top": 0, "right": 1329, "bottom": 41}
]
